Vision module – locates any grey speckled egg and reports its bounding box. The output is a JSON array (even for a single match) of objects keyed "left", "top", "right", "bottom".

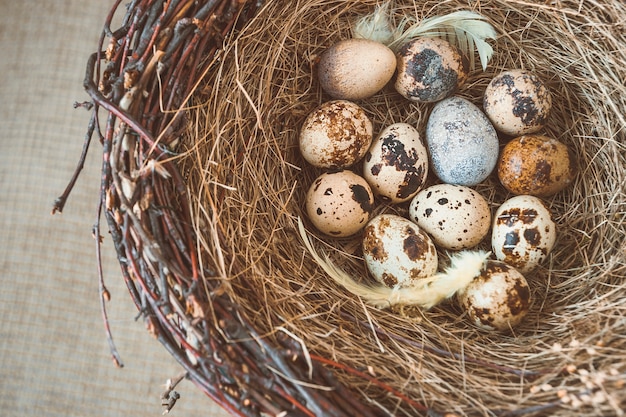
[
  {"left": 483, "top": 69, "right": 552, "bottom": 136},
  {"left": 395, "top": 37, "right": 469, "bottom": 103},
  {"left": 458, "top": 260, "right": 531, "bottom": 332},
  {"left": 363, "top": 123, "right": 429, "bottom": 203},
  {"left": 362, "top": 214, "right": 438, "bottom": 288},
  {"left": 491, "top": 195, "right": 556, "bottom": 273},
  {"left": 305, "top": 170, "right": 374, "bottom": 237},
  {"left": 408, "top": 184, "right": 491, "bottom": 250},
  {"left": 425, "top": 96, "right": 499, "bottom": 186},
  {"left": 299, "top": 100, "right": 373, "bottom": 169}
]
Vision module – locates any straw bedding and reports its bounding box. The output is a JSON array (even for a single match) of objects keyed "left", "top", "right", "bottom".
[{"left": 177, "top": 0, "right": 625, "bottom": 415}]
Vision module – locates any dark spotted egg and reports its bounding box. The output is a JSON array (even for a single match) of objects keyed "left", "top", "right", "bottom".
[
  {"left": 394, "top": 37, "right": 469, "bottom": 103},
  {"left": 363, "top": 123, "right": 429, "bottom": 203},
  {"left": 408, "top": 184, "right": 491, "bottom": 250},
  {"left": 491, "top": 195, "right": 556, "bottom": 273},
  {"left": 497, "top": 134, "right": 576, "bottom": 197},
  {"left": 362, "top": 214, "right": 438, "bottom": 288},
  {"left": 458, "top": 260, "right": 531, "bottom": 332},
  {"left": 299, "top": 100, "right": 373, "bottom": 169},
  {"left": 305, "top": 170, "right": 374, "bottom": 237},
  {"left": 483, "top": 69, "right": 552, "bottom": 136}
]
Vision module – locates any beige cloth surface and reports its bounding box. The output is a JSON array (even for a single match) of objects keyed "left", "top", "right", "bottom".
[{"left": 0, "top": 2, "right": 231, "bottom": 416}]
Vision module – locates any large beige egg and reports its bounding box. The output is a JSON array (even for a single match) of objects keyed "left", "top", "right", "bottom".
[
  {"left": 305, "top": 170, "right": 374, "bottom": 237},
  {"left": 318, "top": 38, "right": 397, "bottom": 100},
  {"left": 362, "top": 214, "right": 438, "bottom": 288},
  {"left": 458, "top": 260, "right": 531, "bottom": 332},
  {"left": 362, "top": 123, "right": 429, "bottom": 203},
  {"left": 425, "top": 96, "right": 499, "bottom": 186},
  {"left": 491, "top": 195, "right": 556, "bottom": 273},
  {"left": 395, "top": 37, "right": 469, "bottom": 103},
  {"left": 497, "top": 135, "right": 576, "bottom": 197},
  {"left": 299, "top": 100, "right": 373, "bottom": 169},
  {"left": 408, "top": 184, "right": 491, "bottom": 250},
  {"left": 483, "top": 69, "right": 552, "bottom": 136}
]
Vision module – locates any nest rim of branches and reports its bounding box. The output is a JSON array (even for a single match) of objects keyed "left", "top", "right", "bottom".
[{"left": 66, "top": 0, "right": 626, "bottom": 416}]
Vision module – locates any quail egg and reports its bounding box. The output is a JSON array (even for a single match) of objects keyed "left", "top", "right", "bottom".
[
  {"left": 362, "top": 214, "right": 438, "bottom": 288},
  {"left": 491, "top": 195, "right": 556, "bottom": 273},
  {"left": 425, "top": 96, "right": 499, "bottom": 186},
  {"left": 305, "top": 170, "right": 374, "bottom": 237},
  {"left": 363, "top": 123, "right": 429, "bottom": 203},
  {"left": 299, "top": 100, "right": 373, "bottom": 169},
  {"left": 497, "top": 134, "right": 576, "bottom": 197},
  {"left": 395, "top": 37, "right": 469, "bottom": 103},
  {"left": 483, "top": 69, "right": 552, "bottom": 136},
  {"left": 318, "top": 38, "right": 397, "bottom": 100},
  {"left": 409, "top": 184, "right": 491, "bottom": 250},
  {"left": 458, "top": 260, "right": 531, "bottom": 332}
]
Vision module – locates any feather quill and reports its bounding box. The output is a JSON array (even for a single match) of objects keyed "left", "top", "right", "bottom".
[
  {"left": 353, "top": 4, "right": 497, "bottom": 71},
  {"left": 298, "top": 218, "right": 490, "bottom": 309}
]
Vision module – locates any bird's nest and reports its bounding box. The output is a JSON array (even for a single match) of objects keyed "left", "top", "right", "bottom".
[{"left": 59, "top": 0, "right": 626, "bottom": 416}]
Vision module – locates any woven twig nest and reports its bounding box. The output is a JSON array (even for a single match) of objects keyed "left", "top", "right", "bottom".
[{"left": 59, "top": 0, "right": 625, "bottom": 415}]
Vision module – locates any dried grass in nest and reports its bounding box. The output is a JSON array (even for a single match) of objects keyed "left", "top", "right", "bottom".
[{"left": 178, "top": 0, "right": 626, "bottom": 415}]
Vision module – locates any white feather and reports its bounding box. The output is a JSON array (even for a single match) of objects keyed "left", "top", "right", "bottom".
[{"left": 298, "top": 217, "right": 490, "bottom": 309}]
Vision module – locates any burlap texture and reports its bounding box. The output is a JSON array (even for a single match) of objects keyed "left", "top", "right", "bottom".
[{"left": 0, "top": 2, "right": 230, "bottom": 416}]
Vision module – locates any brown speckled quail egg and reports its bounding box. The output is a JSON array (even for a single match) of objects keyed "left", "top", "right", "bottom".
[
  {"left": 425, "top": 96, "right": 499, "bottom": 186},
  {"left": 318, "top": 38, "right": 397, "bottom": 100},
  {"left": 299, "top": 100, "right": 373, "bottom": 169},
  {"left": 395, "top": 37, "right": 469, "bottom": 103},
  {"left": 305, "top": 170, "right": 374, "bottom": 237},
  {"left": 483, "top": 69, "right": 552, "bottom": 136},
  {"left": 362, "top": 214, "right": 438, "bottom": 288},
  {"left": 363, "top": 123, "right": 429, "bottom": 203},
  {"left": 408, "top": 184, "right": 491, "bottom": 250},
  {"left": 458, "top": 260, "right": 531, "bottom": 331},
  {"left": 498, "top": 135, "right": 576, "bottom": 197},
  {"left": 492, "top": 195, "right": 556, "bottom": 273}
]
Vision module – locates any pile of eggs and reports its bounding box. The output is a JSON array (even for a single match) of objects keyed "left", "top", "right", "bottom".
[{"left": 300, "top": 35, "right": 576, "bottom": 331}]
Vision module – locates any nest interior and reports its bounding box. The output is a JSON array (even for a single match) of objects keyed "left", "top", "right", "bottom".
[{"left": 171, "top": 0, "right": 626, "bottom": 415}]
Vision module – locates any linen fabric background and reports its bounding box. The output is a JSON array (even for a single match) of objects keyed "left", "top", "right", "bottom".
[{"left": 0, "top": 1, "right": 231, "bottom": 416}]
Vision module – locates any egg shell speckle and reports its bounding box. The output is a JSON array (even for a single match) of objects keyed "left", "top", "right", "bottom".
[
  {"left": 483, "top": 69, "right": 552, "bottom": 136},
  {"left": 305, "top": 170, "right": 374, "bottom": 237},
  {"left": 362, "top": 214, "right": 438, "bottom": 288},
  {"left": 425, "top": 96, "right": 499, "bottom": 186},
  {"left": 318, "top": 38, "right": 397, "bottom": 100},
  {"left": 409, "top": 184, "right": 491, "bottom": 250},
  {"left": 491, "top": 195, "right": 556, "bottom": 273},
  {"left": 363, "top": 123, "right": 429, "bottom": 203},
  {"left": 498, "top": 135, "right": 576, "bottom": 197},
  {"left": 458, "top": 260, "right": 531, "bottom": 331},
  {"left": 299, "top": 100, "right": 373, "bottom": 169},
  {"left": 395, "top": 37, "right": 469, "bottom": 103}
]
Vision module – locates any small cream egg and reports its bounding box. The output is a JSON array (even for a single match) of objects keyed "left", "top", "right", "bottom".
[
  {"left": 318, "top": 38, "right": 397, "bottom": 100},
  {"left": 425, "top": 96, "right": 499, "bottom": 186},
  {"left": 458, "top": 260, "right": 531, "bottom": 331},
  {"left": 395, "top": 37, "right": 469, "bottom": 103},
  {"left": 305, "top": 170, "right": 374, "bottom": 237},
  {"left": 363, "top": 123, "right": 429, "bottom": 203},
  {"left": 497, "top": 135, "right": 576, "bottom": 197},
  {"left": 299, "top": 100, "right": 373, "bottom": 169},
  {"left": 491, "top": 195, "right": 556, "bottom": 273},
  {"left": 362, "top": 214, "right": 438, "bottom": 288},
  {"left": 408, "top": 184, "right": 491, "bottom": 250},
  {"left": 483, "top": 69, "right": 552, "bottom": 136}
]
